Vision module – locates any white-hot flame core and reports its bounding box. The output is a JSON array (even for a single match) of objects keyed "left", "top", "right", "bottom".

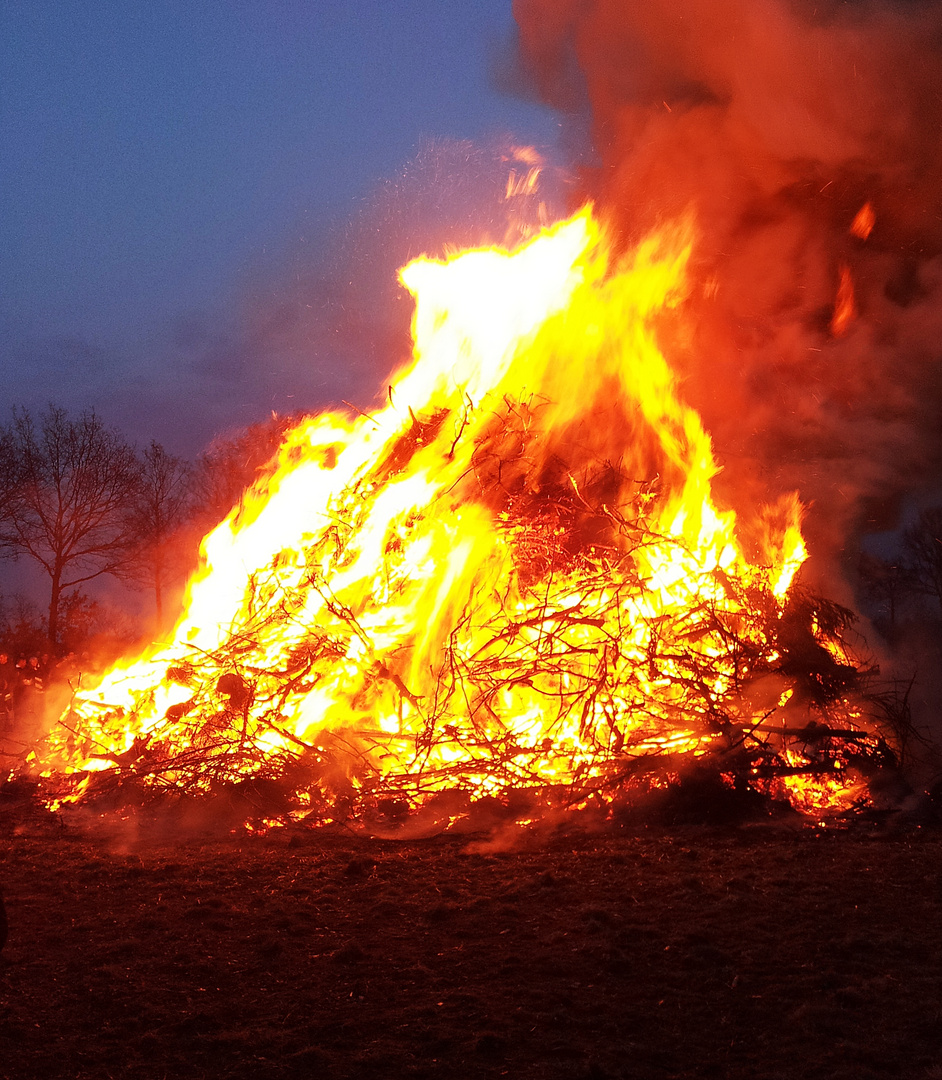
[{"left": 39, "top": 207, "right": 839, "bottom": 813}]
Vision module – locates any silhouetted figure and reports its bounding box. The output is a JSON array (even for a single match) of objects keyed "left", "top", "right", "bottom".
[
  {"left": 13, "top": 656, "right": 43, "bottom": 735},
  {"left": 26, "top": 655, "right": 44, "bottom": 691}
]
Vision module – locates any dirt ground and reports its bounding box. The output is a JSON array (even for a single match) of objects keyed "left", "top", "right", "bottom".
[{"left": 1, "top": 790, "right": 941, "bottom": 1080}]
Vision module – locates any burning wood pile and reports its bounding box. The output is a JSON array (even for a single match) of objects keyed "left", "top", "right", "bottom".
[{"left": 34, "top": 209, "right": 900, "bottom": 827}]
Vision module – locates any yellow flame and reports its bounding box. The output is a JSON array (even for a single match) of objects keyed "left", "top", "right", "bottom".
[{"left": 42, "top": 206, "right": 837, "bottom": 814}]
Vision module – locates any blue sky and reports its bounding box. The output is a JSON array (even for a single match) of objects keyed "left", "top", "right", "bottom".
[{"left": 0, "top": 1, "right": 563, "bottom": 454}]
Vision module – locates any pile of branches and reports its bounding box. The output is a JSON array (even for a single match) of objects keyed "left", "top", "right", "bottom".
[
  {"left": 45, "top": 542, "right": 903, "bottom": 825},
  {"left": 41, "top": 400, "right": 911, "bottom": 824}
]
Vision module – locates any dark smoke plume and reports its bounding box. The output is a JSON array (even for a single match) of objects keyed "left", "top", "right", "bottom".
[{"left": 513, "top": 0, "right": 942, "bottom": 591}]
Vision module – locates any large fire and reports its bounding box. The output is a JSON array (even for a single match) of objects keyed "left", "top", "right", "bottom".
[{"left": 38, "top": 206, "right": 889, "bottom": 824}]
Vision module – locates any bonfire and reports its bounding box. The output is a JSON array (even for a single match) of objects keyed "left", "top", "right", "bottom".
[{"left": 34, "top": 206, "right": 899, "bottom": 827}]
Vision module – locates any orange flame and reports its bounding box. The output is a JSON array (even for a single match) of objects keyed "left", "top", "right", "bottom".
[
  {"left": 36, "top": 206, "right": 869, "bottom": 820},
  {"left": 850, "top": 202, "right": 875, "bottom": 240},
  {"left": 831, "top": 263, "right": 857, "bottom": 337}
]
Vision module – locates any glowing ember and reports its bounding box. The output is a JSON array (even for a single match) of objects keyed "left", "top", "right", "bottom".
[
  {"left": 36, "top": 207, "right": 888, "bottom": 823},
  {"left": 850, "top": 202, "right": 876, "bottom": 241},
  {"left": 831, "top": 264, "right": 857, "bottom": 338}
]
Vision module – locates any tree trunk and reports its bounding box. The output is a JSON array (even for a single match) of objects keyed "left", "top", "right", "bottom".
[
  {"left": 155, "top": 563, "right": 164, "bottom": 628},
  {"left": 48, "top": 568, "right": 62, "bottom": 647}
]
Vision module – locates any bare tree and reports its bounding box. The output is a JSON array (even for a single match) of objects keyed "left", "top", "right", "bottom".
[
  {"left": 191, "top": 413, "right": 297, "bottom": 530},
  {"left": 0, "top": 426, "right": 23, "bottom": 554},
  {"left": 902, "top": 506, "right": 942, "bottom": 618},
  {"left": 1, "top": 406, "right": 141, "bottom": 646},
  {"left": 124, "top": 441, "right": 194, "bottom": 626},
  {"left": 857, "top": 552, "right": 913, "bottom": 640}
]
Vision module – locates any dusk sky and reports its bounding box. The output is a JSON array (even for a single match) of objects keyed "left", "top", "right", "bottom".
[{"left": 1, "top": 1, "right": 564, "bottom": 456}]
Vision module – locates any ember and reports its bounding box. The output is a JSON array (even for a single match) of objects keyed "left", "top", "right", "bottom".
[{"left": 33, "top": 207, "right": 896, "bottom": 827}]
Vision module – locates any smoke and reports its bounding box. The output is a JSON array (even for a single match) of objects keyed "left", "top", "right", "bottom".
[
  {"left": 239, "top": 137, "right": 567, "bottom": 424},
  {"left": 512, "top": 0, "right": 942, "bottom": 591}
]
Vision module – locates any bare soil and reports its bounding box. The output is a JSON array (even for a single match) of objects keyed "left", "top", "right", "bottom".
[{"left": 1, "top": 795, "right": 941, "bottom": 1080}]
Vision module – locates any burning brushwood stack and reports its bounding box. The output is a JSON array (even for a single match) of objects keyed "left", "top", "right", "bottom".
[{"left": 33, "top": 208, "right": 900, "bottom": 826}]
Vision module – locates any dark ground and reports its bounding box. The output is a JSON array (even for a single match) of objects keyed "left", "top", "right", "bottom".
[{"left": 1, "top": 791, "right": 941, "bottom": 1080}]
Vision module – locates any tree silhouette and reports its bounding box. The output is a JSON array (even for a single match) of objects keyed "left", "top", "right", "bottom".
[
  {"left": 902, "top": 506, "right": 942, "bottom": 618},
  {"left": 857, "top": 552, "right": 912, "bottom": 640},
  {"left": 1, "top": 406, "right": 140, "bottom": 646},
  {"left": 0, "top": 425, "right": 23, "bottom": 552},
  {"left": 191, "top": 414, "right": 297, "bottom": 530},
  {"left": 123, "top": 441, "right": 194, "bottom": 627}
]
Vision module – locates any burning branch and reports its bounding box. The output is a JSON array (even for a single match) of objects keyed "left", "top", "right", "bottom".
[{"left": 31, "top": 208, "right": 899, "bottom": 826}]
